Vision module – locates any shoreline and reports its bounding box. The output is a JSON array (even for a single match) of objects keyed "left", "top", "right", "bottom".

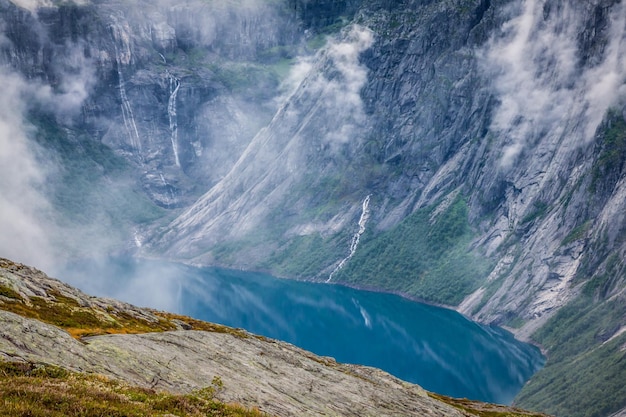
[
  {"left": 83, "top": 250, "right": 548, "bottom": 359},
  {"left": 134, "top": 252, "right": 548, "bottom": 357}
]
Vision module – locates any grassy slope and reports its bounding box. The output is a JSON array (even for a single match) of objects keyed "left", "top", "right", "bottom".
[
  {"left": 0, "top": 279, "right": 256, "bottom": 340},
  {"left": 0, "top": 362, "right": 265, "bottom": 417},
  {"left": 513, "top": 113, "right": 626, "bottom": 417},
  {"left": 334, "top": 196, "right": 491, "bottom": 305},
  {"left": 515, "top": 281, "right": 626, "bottom": 417}
]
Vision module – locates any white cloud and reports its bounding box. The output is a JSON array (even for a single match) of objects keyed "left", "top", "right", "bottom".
[
  {"left": 0, "top": 69, "right": 55, "bottom": 271},
  {"left": 10, "top": 0, "right": 89, "bottom": 11},
  {"left": 9, "top": 0, "right": 52, "bottom": 11},
  {"left": 483, "top": 0, "right": 626, "bottom": 169},
  {"left": 33, "top": 45, "right": 96, "bottom": 120},
  {"left": 282, "top": 25, "right": 374, "bottom": 147},
  {"left": 0, "top": 40, "right": 95, "bottom": 270},
  {"left": 323, "top": 27, "right": 373, "bottom": 143}
]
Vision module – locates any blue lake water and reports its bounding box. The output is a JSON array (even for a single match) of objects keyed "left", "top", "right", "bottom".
[{"left": 63, "top": 257, "right": 544, "bottom": 405}]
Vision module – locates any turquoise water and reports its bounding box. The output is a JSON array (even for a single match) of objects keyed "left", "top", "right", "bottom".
[{"left": 63, "top": 258, "right": 544, "bottom": 405}]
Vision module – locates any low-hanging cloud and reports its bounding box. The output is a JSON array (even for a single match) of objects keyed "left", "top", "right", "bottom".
[
  {"left": 0, "top": 39, "right": 95, "bottom": 272},
  {"left": 280, "top": 25, "right": 374, "bottom": 148},
  {"left": 483, "top": 0, "right": 626, "bottom": 169},
  {"left": 0, "top": 60, "right": 181, "bottom": 310},
  {"left": 0, "top": 69, "right": 55, "bottom": 271},
  {"left": 324, "top": 26, "right": 374, "bottom": 143}
]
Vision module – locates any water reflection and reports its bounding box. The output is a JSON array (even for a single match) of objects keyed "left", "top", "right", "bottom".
[{"left": 62, "top": 258, "right": 544, "bottom": 405}]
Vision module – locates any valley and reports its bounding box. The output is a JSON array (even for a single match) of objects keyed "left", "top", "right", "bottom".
[{"left": 0, "top": 0, "right": 625, "bottom": 416}]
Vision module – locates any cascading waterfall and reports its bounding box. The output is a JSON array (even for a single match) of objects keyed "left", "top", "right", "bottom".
[
  {"left": 133, "top": 229, "right": 142, "bottom": 248},
  {"left": 111, "top": 23, "right": 141, "bottom": 154},
  {"left": 327, "top": 195, "right": 371, "bottom": 283},
  {"left": 167, "top": 72, "right": 181, "bottom": 167},
  {"left": 160, "top": 173, "right": 176, "bottom": 204}
]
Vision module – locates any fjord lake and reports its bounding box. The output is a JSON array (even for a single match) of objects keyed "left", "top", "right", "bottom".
[{"left": 64, "top": 258, "right": 544, "bottom": 405}]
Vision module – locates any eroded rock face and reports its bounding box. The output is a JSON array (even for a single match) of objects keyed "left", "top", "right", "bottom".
[
  {"left": 148, "top": 0, "right": 626, "bottom": 341},
  {"left": 0, "top": 0, "right": 303, "bottom": 209},
  {"left": 3, "top": 0, "right": 624, "bottom": 334}
]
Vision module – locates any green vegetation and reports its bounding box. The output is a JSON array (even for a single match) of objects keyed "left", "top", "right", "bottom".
[
  {"left": 333, "top": 196, "right": 491, "bottom": 305},
  {"left": 155, "top": 312, "right": 269, "bottom": 341},
  {"left": 264, "top": 230, "right": 351, "bottom": 278},
  {"left": 516, "top": 274, "right": 626, "bottom": 417},
  {"left": 209, "top": 62, "right": 281, "bottom": 96},
  {"left": 0, "top": 361, "right": 267, "bottom": 417},
  {"left": 0, "top": 291, "right": 213, "bottom": 339},
  {"left": 560, "top": 221, "right": 591, "bottom": 246},
  {"left": 0, "top": 284, "right": 21, "bottom": 300},
  {"left": 590, "top": 110, "right": 626, "bottom": 193},
  {"left": 521, "top": 201, "right": 548, "bottom": 225},
  {"left": 267, "top": 57, "right": 295, "bottom": 79},
  {"left": 0, "top": 286, "right": 176, "bottom": 339},
  {"left": 0, "top": 261, "right": 261, "bottom": 340}
]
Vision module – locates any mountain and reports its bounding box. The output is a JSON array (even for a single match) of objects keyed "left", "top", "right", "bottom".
[
  {"left": 0, "top": 0, "right": 625, "bottom": 416},
  {"left": 0, "top": 257, "right": 549, "bottom": 417}
]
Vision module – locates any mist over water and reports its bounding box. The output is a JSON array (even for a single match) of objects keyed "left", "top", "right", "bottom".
[{"left": 63, "top": 257, "right": 544, "bottom": 406}]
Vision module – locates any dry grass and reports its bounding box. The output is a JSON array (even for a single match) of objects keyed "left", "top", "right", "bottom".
[
  {"left": 0, "top": 281, "right": 275, "bottom": 342},
  {"left": 154, "top": 312, "right": 255, "bottom": 339},
  {"left": 0, "top": 284, "right": 178, "bottom": 339},
  {"left": 0, "top": 361, "right": 268, "bottom": 417}
]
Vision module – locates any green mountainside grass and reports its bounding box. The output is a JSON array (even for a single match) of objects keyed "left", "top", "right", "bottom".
[
  {"left": 513, "top": 112, "right": 626, "bottom": 417},
  {"left": 334, "top": 195, "right": 491, "bottom": 305},
  {"left": 516, "top": 281, "right": 626, "bottom": 417}
]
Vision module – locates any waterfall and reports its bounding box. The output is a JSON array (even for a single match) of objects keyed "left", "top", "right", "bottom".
[
  {"left": 160, "top": 173, "right": 176, "bottom": 204},
  {"left": 327, "top": 195, "right": 371, "bottom": 283},
  {"left": 111, "top": 23, "right": 141, "bottom": 154},
  {"left": 133, "top": 229, "right": 142, "bottom": 248},
  {"left": 167, "top": 73, "right": 181, "bottom": 167}
]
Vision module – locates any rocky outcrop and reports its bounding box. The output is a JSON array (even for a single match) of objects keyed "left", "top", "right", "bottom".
[{"left": 1, "top": 310, "right": 466, "bottom": 417}]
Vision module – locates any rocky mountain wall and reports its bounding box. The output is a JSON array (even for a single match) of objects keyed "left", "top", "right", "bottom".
[{"left": 0, "top": 0, "right": 307, "bottom": 210}]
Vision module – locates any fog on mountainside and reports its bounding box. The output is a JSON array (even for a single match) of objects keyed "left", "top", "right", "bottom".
[
  {"left": 0, "top": 0, "right": 306, "bottom": 271},
  {"left": 0, "top": 0, "right": 626, "bottom": 416}
]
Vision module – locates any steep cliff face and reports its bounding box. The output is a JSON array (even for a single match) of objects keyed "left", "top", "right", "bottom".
[
  {"left": 1, "top": 0, "right": 626, "bottom": 416},
  {"left": 1, "top": 0, "right": 305, "bottom": 203},
  {"left": 148, "top": 0, "right": 625, "bottom": 338},
  {"left": 0, "top": 0, "right": 310, "bottom": 261}
]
